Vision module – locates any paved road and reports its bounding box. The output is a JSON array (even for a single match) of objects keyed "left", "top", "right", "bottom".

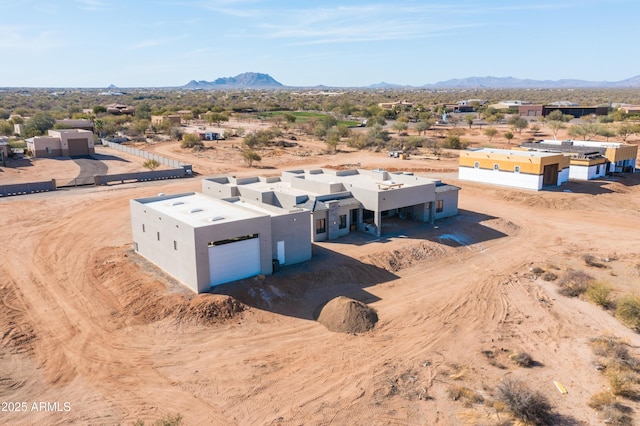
[{"left": 64, "top": 156, "right": 108, "bottom": 186}]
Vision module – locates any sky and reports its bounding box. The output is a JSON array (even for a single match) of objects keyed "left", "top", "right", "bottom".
[{"left": 1, "top": 0, "right": 638, "bottom": 88}]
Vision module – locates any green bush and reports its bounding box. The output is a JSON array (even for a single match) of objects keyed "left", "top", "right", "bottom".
[
  {"left": 181, "top": 133, "right": 203, "bottom": 148},
  {"left": 616, "top": 294, "right": 640, "bottom": 331},
  {"left": 586, "top": 282, "right": 612, "bottom": 308}
]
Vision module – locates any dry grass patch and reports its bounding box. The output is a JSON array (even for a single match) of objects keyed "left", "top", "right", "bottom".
[
  {"left": 586, "top": 281, "right": 613, "bottom": 309},
  {"left": 588, "top": 392, "right": 632, "bottom": 426},
  {"left": 616, "top": 294, "right": 640, "bottom": 331},
  {"left": 447, "top": 385, "right": 485, "bottom": 405}
]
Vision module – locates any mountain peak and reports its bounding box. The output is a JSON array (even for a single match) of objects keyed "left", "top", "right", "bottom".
[{"left": 184, "top": 72, "right": 283, "bottom": 89}]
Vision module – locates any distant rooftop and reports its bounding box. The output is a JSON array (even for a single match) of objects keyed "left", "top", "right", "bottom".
[{"left": 466, "top": 148, "right": 561, "bottom": 158}]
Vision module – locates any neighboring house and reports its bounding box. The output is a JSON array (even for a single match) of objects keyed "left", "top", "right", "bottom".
[
  {"left": 521, "top": 140, "right": 637, "bottom": 175},
  {"left": 0, "top": 137, "right": 10, "bottom": 159},
  {"left": 26, "top": 129, "right": 94, "bottom": 158},
  {"left": 459, "top": 148, "right": 570, "bottom": 190},
  {"left": 151, "top": 115, "right": 181, "bottom": 126},
  {"left": 106, "top": 104, "right": 135, "bottom": 115},
  {"left": 130, "top": 191, "right": 311, "bottom": 293},
  {"left": 202, "top": 168, "right": 459, "bottom": 241},
  {"left": 619, "top": 105, "right": 640, "bottom": 115},
  {"left": 55, "top": 119, "right": 95, "bottom": 132},
  {"left": 518, "top": 105, "right": 608, "bottom": 118},
  {"left": 378, "top": 100, "right": 414, "bottom": 110}
]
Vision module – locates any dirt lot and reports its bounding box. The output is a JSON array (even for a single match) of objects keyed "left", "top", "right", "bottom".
[{"left": 1, "top": 124, "right": 640, "bottom": 425}]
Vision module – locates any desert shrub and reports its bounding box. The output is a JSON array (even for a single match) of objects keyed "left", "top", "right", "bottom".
[
  {"left": 588, "top": 392, "right": 632, "bottom": 426},
  {"left": 606, "top": 367, "right": 635, "bottom": 397},
  {"left": 181, "top": 133, "right": 203, "bottom": 148},
  {"left": 531, "top": 267, "right": 545, "bottom": 275},
  {"left": 447, "top": 385, "right": 484, "bottom": 403},
  {"left": 134, "top": 413, "right": 183, "bottom": 426},
  {"left": 557, "top": 270, "right": 594, "bottom": 297},
  {"left": 588, "top": 391, "right": 616, "bottom": 410},
  {"left": 583, "top": 254, "right": 607, "bottom": 268},
  {"left": 586, "top": 282, "right": 613, "bottom": 308},
  {"left": 495, "top": 378, "right": 553, "bottom": 425},
  {"left": 509, "top": 351, "right": 533, "bottom": 367},
  {"left": 616, "top": 294, "right": 640, "bottom": 331},
  {"left": 541, "top": 271, "right": 558, "bottom": 281},
  {"left": 143, "top": 159, "right": 160, "bottom": 170}
]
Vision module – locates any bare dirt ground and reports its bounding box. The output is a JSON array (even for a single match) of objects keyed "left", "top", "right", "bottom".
[{"left": 1, "top": 124, "right": 640, "bottom": 425}]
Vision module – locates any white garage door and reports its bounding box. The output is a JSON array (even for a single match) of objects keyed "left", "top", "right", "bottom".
[{"left": 209, "top": 237, "right": 261, "bottom": 286}]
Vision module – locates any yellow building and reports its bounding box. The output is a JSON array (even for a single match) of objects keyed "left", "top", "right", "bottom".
[
  {"left": 459, "top": 148, "right": 569, "bottom": 190},
  {"left": 522, "top": 140, "right": 637, "bottom": 174}
]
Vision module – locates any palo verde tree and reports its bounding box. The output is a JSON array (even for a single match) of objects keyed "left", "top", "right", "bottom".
[
  {"left": 508, "top": 116, "right": 529, "bottom": 135},
  {"left": 483, "top": 126, "right": 498, "bottom": 142},
  {"left": 465, "top": 114, "right": 476, "bottom": 129},
  {"left": 503, "top": 131, "right": 514, "bottom": 145}
]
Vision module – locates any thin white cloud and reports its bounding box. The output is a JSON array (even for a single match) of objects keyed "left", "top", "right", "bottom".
[
  {"left": 253, "top": 3, "right": 484, "bottom": 45},
  {"left": 193, "top": 0, "right": 263, "bottom": 17},
  {"left": 127, "top": 34, "right": 190, "bottom": 50},
  {"left": 0, "top": 26, "right": 62, "bottom": 51},
  {"left": 76, "top": 0, "right": 108, "bottom": 11}
]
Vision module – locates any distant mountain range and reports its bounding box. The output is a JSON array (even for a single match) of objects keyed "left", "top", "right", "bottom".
[
  {"left": 184, "top": 72, "right": 283, "bottom": 89},
  {"left": 419, "top": 75, "right": 640, "bottom": 89},
  {"left": 181, "top": 72, "right": 640, "bottom": 90}
]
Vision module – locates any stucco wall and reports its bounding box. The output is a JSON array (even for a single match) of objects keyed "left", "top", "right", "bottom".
[
  {"left": 436, "top": 191, "right": 459, "bottom": 219},
  {"left": 130, "top": 197, "right": 199, "bottom": 292},
  {"left": 569, "top": 164, "right": 606, "bottom": 180},
  {"left": 459, "top": 166, "right": 544, "bottom": 190},
  {"left": 270, "top": 210, "right": 312, "bottom": 265},
  {"left": 131, "top": 195, "right": 273, "bottom": 293}
]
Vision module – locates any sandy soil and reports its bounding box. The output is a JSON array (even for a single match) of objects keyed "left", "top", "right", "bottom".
[{"left": 1, "top": 124, "right": 640, "bottom": 425}]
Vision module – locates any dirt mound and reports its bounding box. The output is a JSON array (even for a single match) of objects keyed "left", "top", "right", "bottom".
[
  {"left": 364, "top": 242, "right": 447, "bottom": 272},
  {"left": 315, "top": 296, "right": 378, "bottom": 333},
  {"left": 174, "top": 294, "right": 245, "bottom": 326}
]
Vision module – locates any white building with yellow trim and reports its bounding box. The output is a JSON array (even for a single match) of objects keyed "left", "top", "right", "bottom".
[
  {"left": 521, "top": 140, "right": 637, "bottom": 176},
  {"left": 459, "top": 148, "right": 569, "bottom": 190}
]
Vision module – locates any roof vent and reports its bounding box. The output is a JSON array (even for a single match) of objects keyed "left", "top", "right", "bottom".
[
  {"left": 171, "top": 201, "right": 184, "bottom": 206},
  {"left": 190, "top": 208, "right": 203, "bottom": 213},
  {"left": 209, "top": 216, "right": 224, "bottom": 222}
]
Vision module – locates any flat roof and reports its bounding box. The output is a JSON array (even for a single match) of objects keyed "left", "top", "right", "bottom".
[
  {"left": 466, "top": 148, "right": 560, "bottom": 158},
  {"left": 539, "top": 139, "right": 625, "bottom": 148},
  {"left": 136, "top": 192, "right": 266, "bottom": 228},
  {"left": 237, "top": 179, "right": 310, "bottom": 197},
  {"left": 293, "top": 169, "right": 438, "bottom": 191}
]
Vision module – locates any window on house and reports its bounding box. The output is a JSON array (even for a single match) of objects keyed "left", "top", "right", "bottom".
[
  {"left": 315, "top": 218, "right": 326, "bottom": 234},
  {"left": 474, "top": 161, "right": 480, "bottom": 169},
  {"left": 45, "top": 147, "right": 52, "bottom": 154},
  {"left": 514, "top": 165, "right": 520, "bottom": 173},
  {"left": 338, "top": 214, "right": 347, "bottom": 229},
  {"left": 436, "top": 200, "right": 444, "bottom": 213},
  {"left": 493, "top": 163, "right": 499, "bottom": 171}
]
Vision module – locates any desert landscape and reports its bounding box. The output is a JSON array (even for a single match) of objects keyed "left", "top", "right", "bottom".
[{"left": 1, "top": 120, "right": 640, "bottom": 426}]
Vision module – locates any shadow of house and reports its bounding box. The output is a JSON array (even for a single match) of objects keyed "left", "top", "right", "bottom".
[{"left": 210, "top": 244, "right": 393, "bottom": 320}]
